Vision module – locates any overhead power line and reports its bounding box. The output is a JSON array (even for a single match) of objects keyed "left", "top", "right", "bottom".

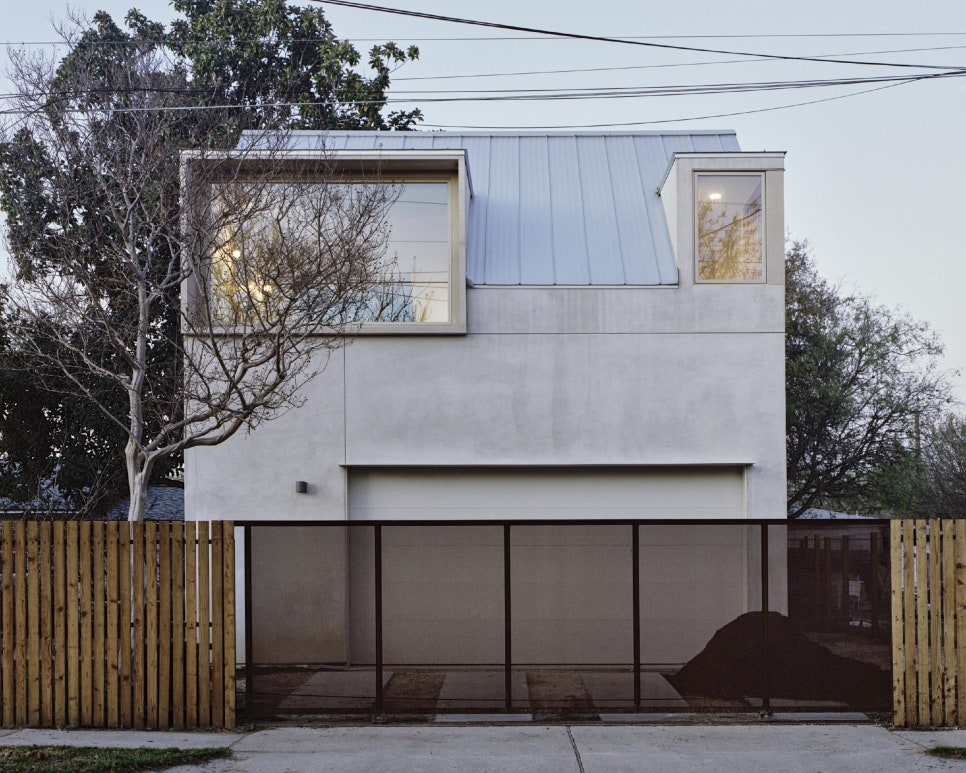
[
  {"left": 6, "top": 33, "right": 966, "bottom": 46},
  {"left": 309, "top": 0, "right": 965, "bottom": 70},
  {"left": 2, "top": 68, "right": 963, "bottom": 112},
  {"left": 420, "top": 79, "right": 919, "bottom": 129},
  {"left": 2, "top": 68, "right": 962, "bottom": 117},
  {"left": 392, "top": 45, "right": 966, "bottom": 81}
]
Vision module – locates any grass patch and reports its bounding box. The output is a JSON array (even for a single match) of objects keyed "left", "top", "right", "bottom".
[
  {"left": 0, "top": 745, "right": 228, "bottom": 773},
  {"left": 927, "top": 746, "right": 966, "bottom": 760}
]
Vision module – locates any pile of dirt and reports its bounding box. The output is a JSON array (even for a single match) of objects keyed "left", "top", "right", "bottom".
[{"left": 667, "top": 612, "right": 890, "bottom": 708}]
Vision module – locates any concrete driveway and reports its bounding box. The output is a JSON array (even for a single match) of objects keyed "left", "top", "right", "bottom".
[{"left": 4, "top": 723, "right": 966, "bottom": 772}]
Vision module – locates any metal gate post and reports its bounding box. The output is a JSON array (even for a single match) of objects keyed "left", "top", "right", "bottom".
[
  {"left": 633, "top": 522, "right": 641, "bottom": 712},
  {"left": 374, "top": 524, "right": 383, "bottom": 715},
  {"left": 504, "top": 523, "right": 512, "bottom": 711},
  {"left": 760, "top": 523, "right": 771, "bottom": 716},
  {"left": 244, "top": 525, "right": 253, "bottom": 721}
]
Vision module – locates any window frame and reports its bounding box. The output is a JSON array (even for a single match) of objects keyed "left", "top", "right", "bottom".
[
  {"left": 182, "top": 149, "right": 469, "bottom": 336},
  {"left": 692, "top": 171, "right": 767, "bottom": 285}
]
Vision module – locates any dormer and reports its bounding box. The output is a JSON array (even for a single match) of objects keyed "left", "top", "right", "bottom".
[{"left": 660, "top": 152, "right": 785, "bottom": 286}]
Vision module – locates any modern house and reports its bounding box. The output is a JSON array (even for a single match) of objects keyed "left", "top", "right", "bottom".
[{"left": 184, "top": 130, "right": 786, "bottom": 679}]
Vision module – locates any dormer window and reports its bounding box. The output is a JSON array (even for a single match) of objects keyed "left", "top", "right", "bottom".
[
  {"left": 695, "top": 173, "right": 764, "bottom": 283},
  {"left": 182, "top": 148, "right": 469, "bottom": 335}
]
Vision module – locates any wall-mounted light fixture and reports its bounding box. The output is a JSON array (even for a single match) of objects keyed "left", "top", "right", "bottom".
[{"left": 295, "top": 481, "right": 308, "bottom": 494}]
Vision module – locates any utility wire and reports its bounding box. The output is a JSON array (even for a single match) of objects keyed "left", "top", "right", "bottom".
[
  {"left": 7, "top": 33, "right": 966, "bottom": 46},
  {"left": 420, "top": 78, "right": 919, "bottom": 129},
  {"left": 3, "top": 68, "right": 963, "bottom": 112},
  {"left": 309, "top": 0, "right": 965, "bottom": 70},
  {"left": 392, "top": 46, "right": 966, "bottom": 81}
]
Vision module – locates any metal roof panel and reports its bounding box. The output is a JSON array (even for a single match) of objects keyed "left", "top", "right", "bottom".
[{"left": 269, "top": 130, "right": 748, "bottom": 286}]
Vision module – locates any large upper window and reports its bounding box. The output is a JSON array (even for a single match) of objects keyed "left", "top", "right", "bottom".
[
  {"left": 208, "top": 178, "right": 455, "bottom": 326},
  {"left": 695, "top": 174, "right": 764, "bottom": 282}
]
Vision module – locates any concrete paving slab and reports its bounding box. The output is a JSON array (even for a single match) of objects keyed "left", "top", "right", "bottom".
[
  {"left": 772, "top": 712, "right": 870, "bottom": 722},
  {"left": 165, "top": 752, "right": 578, "bottom": 773},
  {"left": 437, "top": 669, "right": 528, "bottom": 710},
  {"left": 222, "top": 725, "right": 580, "bottom": 772},
  {"left": 231, "top": 725, "right": 575, "bottom": 755},
  {"left": 599, "top": 713, "right": 698, "bottom": 722},
  {"left": 434, "top": 713, "right": 534, "bottom": 722},
  {"left": 0, "top": 729, "right": 242, "bottom": 748},
  {"left": 571, "top": 725, "right": 956, "bottom": 773},
  {"left": 580, "top": 671, "right": 689, "bottom": 710},
  {"left": 893, "top": 728, "right": 966, "bottom": 749},
  {"left": 277, "top": 670, "right": 390, "bottom": 711}
]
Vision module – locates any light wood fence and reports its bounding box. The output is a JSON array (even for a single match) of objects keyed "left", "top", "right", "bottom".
[
  {"left": 891, "top": 519, "right": 966, "bottom": 727},
  {"left": 0, "top": 520, "right": 235, "bottom": 729}
]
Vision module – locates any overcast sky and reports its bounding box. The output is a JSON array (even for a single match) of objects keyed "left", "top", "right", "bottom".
[{"left": 3, "top": 0, "right": 965, "bottom": 402}]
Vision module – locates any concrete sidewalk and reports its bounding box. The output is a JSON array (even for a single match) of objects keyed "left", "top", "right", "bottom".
[{"left": 3, "top": 723, "right": 966, "bottom": 771}]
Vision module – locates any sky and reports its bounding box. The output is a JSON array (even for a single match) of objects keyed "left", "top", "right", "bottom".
[{"left": 3, "top": 0, "right": 965, "bottom": 402}]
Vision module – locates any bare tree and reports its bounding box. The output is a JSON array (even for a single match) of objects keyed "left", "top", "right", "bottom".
[{"left": 2, "top": 21, "right": 405, "bottom": 520}]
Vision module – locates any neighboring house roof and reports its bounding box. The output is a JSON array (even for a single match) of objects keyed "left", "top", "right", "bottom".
[
  {"left": 105, "top": 486, "right": 185, "bottom": 521},
  {"left": 273, "top": 130, "right": 742, "bottom": 287},
  {"left": 798, "top": 508, "right": 870, "bottom": 520}
]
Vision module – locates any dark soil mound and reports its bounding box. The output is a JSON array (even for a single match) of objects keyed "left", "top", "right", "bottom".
[{"left": 667, "top": 612, "right": 890, "bottom": 708}]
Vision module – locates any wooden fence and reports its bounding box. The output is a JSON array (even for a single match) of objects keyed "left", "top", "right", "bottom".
[
  {"left": 891, "top": 519, "right": 966, "bottom": 727},
  {"left": 0, "top": 520, "right": 235, "bottom": 729}
]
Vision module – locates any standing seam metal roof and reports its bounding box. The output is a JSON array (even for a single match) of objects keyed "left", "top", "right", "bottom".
[{"left": 278, "top": 130, "right": 742, "bottom": 286}]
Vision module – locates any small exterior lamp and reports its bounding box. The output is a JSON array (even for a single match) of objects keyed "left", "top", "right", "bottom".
[{"left": 295, "top": 481, "right": 308, "bottom": 494}]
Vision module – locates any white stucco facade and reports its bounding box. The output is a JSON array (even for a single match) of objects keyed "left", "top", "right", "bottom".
[
  {"left": 183, "top": 131, "right": 788, "bottom": 667},
  {"left": 186, "top": 281, "right": 786, "bottom": 522}
]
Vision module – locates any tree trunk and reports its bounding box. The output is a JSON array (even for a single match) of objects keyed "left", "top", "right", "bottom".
[{"left": 125, "top": 441, "right": 151, "bottom": 522}]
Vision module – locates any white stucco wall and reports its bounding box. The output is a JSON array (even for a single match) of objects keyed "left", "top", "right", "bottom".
[{"left": 186, "top": 282, "right": 786, "bottom": 522}]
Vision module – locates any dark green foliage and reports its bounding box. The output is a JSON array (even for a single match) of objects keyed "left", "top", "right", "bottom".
[
  {"left": 785, "top": 241, "right": 949, "bottom": 516},
  {"left": 920, "top": 413, "right": 966, "bottom": 517},
  {"left": 0, "top": 1, "right": 419, "bottom": 517}
]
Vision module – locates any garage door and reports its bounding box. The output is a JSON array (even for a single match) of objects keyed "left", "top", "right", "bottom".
[{"left": 347, "top": 466, "right": 746, "bottom": 521}]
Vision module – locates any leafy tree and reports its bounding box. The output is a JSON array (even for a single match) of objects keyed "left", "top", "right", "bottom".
[
  {"left": 920, "top": 413, "right": 966, "bottom": 517},
  {"left": 0, "top": 3, "right": 420, "bottom": 519},
  {"left": 785, "top": 241, "right": 950, "bottom": 517}
]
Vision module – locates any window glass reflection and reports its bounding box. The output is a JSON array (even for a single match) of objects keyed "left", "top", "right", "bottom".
[{"left": 696, "top": 175, "right": 764, "bottom": 282}]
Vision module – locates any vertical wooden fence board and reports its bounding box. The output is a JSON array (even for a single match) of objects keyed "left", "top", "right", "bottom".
[
  {"left": 223, "top": 523, "right": 236, "bottom": 729},
  {"left": 929, "top": 522, "right": 943, "bottom": 726},
  {"left": 145, "top": 523, "right": 159, "bottom": 729},
  {"left": 106, "top": 523, "right": 120, "bottom": 728},
  {"left": 132, "top": 522, "right": 145, "bottom": 730},
  {"left": 915, "top": 521, "right": 930, "bottom": 724},
  {"left": 14, "top": 522, "right": 28, "bottom": 725},
  {"left": 942, "top": 522, "right": 957, "bottom": 725},
  {"left": 171, "top": 523, "right": 185, "bottom": 729},
  {"left": 211, "top": 522, "right": 225, "bottom": 728},
  {"left": 956, "top": 519, "right": 966, "bottom": 725},
  {"left": 26, "top": 522, "right": 40, "bottom": 726},
  {"left": 185, "top": 522, "right": 198, "bottom": 728},
  {"left": 53, "top": 523, "right": 67, "bottom": 728},
  {"left": 903, "top": 520, "right": 917, "bottom": 724},
  {"left": 198, "top": 521, "right": 211, "bottom": 727},
  {"left": 39, "top": 523, "right": 53, "bottom": 728},
  {"left": 79, "top": 523, "right": 93, "bottom": 727},
  {"left": 118, "top": 523, "right": 132, "bottom": 727},
  {"left": 1, "top": 524, "right": 13, "bottom": 727},
  {"left": 890, "top": 521, "right": 906, "bottom": 726},
  {"left": 158, "top": 523, "right": 171, "bottom": 730},
  {"left": 92, "top": 522, "right": 106, "bottom": 727},
  {"left": 66, "top": 523, "right": 80, "bottom": 727}
]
